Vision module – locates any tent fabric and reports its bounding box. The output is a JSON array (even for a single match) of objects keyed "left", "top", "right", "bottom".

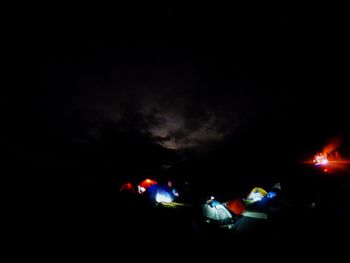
[
  {"left": 146, "top": 184, "right": 175, "bottom": 203},
  {"left": 246, "top": 185, "right": 285, "bottom": 214},
  {"left": 271, "top": 183, "right": 281, "bottom": 191},
  {"left": 202, "top": 201, "right": 233, "bottom": 225},
  {"left": 138, "top": 179, "right": 158, "bottom": 193},
  {"left": 119, "top": 182, "right": 136, "bottom": 193},
  {"left": 246, "top": 187, "right": 268, "bottom": 204},
  {"left": 139, "top": 179, "right": 158, "bottom": 189},
  {"left": 233, "top": 183, "right": 285, "bottom": 234},
  {"left": 241, "top": 211, "right": 268, "bottom": 219},
  {"left": 225, "top": 198, "right": 246, "bottom": 215},
  {"left": 267, "top": 183, "right": 281, "bottom": 198},
  {"left": 209, "top": 200, "right": 221, "bottom": 207}
]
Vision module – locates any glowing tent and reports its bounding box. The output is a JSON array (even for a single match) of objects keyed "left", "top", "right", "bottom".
[
  {"left": 225, "top": 198, "right": 246, "bottom": 215},
  {"left": 202, "top": 199, "right": 233, "bottom": 225},
  {"left": 138, "top": 178, "right": 158, "bottom": 194},
  {"left": 119, "top": 182, "right": 136, "bottom": 193},
  {"left": 234, "top": 183, "right": 285, "bottom": 234},
  {"left": 267, "top": 182, "right": 281, "bottom": 199},
  {"left": 245, "top": 187, "right": 268, "bottom": 205},
  {"left": 146, "top": 184, "right": 175, "bottom": 204}
]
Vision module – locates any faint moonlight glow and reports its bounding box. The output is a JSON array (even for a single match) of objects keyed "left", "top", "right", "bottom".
[{"left": 155, "top": 192, "right": 172, "bottom": 203}]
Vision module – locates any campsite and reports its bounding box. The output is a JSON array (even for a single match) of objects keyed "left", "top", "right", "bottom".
[
  {"left": 4, "top": 4, "right": 349, "bottom": 254},
  {"left": 139, "top": 170, "right": 347, "bottom": 243},
  {"left": 79, "top": 132, "right": 350, "bottom": 246}
]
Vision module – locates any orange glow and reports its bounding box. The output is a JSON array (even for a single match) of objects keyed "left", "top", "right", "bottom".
[
  {"left": 119, "top": 182, "right": 135, "bottom": 192},
  {"left": 313, "top": 153, "right": 329, "bottom": 166},
  {"left": 139, "top": 178, "right": 158, "bottom": 190},
  {"left": 323, "top": 138, "right": 341, "bottom": 156},
  {"left": 306, "top": 138, "right": 350, "bottom": 173}
]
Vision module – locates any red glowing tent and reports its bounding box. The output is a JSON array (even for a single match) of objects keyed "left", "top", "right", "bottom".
[
  {"left": 225, "top": 198, "right": 246, "bottom": 215},
  {"left": 119, "top": 182, "right": 136, "bottom": 193},
  {"left": 138, "top": 179, "right": 158, "bottom": 193}
]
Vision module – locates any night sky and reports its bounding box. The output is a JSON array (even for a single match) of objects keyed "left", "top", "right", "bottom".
[{"left": 3, "top": 5, "right": 350, "bottom": 247}]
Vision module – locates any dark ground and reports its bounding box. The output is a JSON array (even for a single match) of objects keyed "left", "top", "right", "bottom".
[{"left": 6, "top": 141, "right": 349, "bottom": 252}]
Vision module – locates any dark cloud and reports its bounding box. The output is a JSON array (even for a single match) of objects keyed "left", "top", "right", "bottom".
[
  {"left": 145, "top": 110, "right": 225, "bottom": 149},
  {"left": 5, "top": 6, "right": 349, "bottom": 161},
  {"left": 65, "top": 51, "right": 268, "bottom": 151}
]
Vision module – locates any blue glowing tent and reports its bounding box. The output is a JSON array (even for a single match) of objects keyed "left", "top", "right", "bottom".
[{"left": 146, "top": 184, "right": 175, "bottom": 204}]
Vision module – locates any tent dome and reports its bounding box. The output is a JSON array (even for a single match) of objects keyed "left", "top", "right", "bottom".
[
  {"left": 246, "top": 187, "right": 268, "bottom": 204},
  {"left": 119, "top": 182, "right": 136, "bottom": 193},
  {"left": 225, "top": 198, "right": 246, "bottom": 215},
  {"left": 147, "top": 184, "right": 175, "bottom": 203},
  {"left": 202, "top": 200, "right": 233, "bottom": 224},
  {"left": 138, "top": 178, "right": 158, "bottom": 193}
]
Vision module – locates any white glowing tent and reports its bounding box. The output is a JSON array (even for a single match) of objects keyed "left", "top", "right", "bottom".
[{"left": 202, "top": 200, "right": 233, "bottom": 225}]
